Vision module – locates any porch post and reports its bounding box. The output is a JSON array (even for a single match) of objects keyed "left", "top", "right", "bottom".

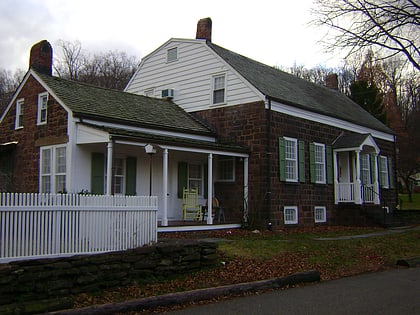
[
  {"left": 106, "top": 140, "right": 113, "bottom": 195},
  {"left": 162, "top": 148, "right": 168, "bottom": 226},
  {"left": 354, "top": 150, "right": 362, "bottom": 204},
  {"left": 333, "top": 151, "right": 339, "bottom": 204},
  {"left": 243, "top": 157, "right": 249, "bottom": 224},
  {"left": 207, "top": 153, "right": 213, "bottom": 225},
  {"left": 373, "top": 153, "right": 380, "bottom": 204}
]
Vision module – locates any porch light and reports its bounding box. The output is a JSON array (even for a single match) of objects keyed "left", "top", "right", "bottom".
[{"left": 145, "top": 144, "right": 156, "bottom": 196}]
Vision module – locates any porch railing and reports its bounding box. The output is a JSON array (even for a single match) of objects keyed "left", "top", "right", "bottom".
[
  {"left": 0, "top": 193, "right": 158, "bottom": 263},
  {"left": 336, "top": 182, "right": 355, "bottom": 202},
  {"left": 361, "top": 184, "right": 375, "bottom": 203}
]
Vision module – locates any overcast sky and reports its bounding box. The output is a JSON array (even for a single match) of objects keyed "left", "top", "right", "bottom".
[{"left": 0, "top": 0, "right": 344, "bottom": 72}]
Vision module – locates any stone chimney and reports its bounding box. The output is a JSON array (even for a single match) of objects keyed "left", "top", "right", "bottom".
[
  {"left": 326, "top": 73, "right": 338, "bottom": 90},
  {"left": 29, "top": 40, "right": 53, "bottom": 76},
  {"left": 196, "top": 17, "right": 212, "bottom": 42}
]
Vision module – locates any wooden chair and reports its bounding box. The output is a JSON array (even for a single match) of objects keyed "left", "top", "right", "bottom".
[{"left": 182, "top": 188, "right": 202, "bottom": 221}]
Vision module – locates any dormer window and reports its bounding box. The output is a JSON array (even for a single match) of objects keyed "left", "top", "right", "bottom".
[
  {"left": 15, "top": 99, "right": 24, "bottom": 129},
  {"left": 37, "top": 92, "right": 48, "bottom": 125},
  {"left": 167, "top": 47, "right": 178, "bottom": 63}
]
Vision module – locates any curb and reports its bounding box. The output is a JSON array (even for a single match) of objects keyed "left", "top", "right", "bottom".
[{"left": 46, "top": 270, "right": 321, "bottom": 315}]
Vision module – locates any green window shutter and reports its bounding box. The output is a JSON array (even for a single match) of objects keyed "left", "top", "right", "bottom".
[
  {"left": 326, "top": 146, "right": 333, "bottom": 184},
  {"left": 91, "top": 153, "right": 104, "bottom": 195},
  {"left": 298, "top": 140, "right": 305, "bottom": 183},
  {"left": 279, "top": 138, "right": 286, "bottom": 181},
  {"left": 203, "top": 164, "right": 208, "bottom": 199},
  {"left": 177, "top": 162, "right": 188, "bottom": 198},
  {"left": 370, "top": 154, "right": 376, "bottom": 184},
  {"left": 388, "top": 157, "right": 395, "bottom": 189},
  {"left": 309, "top": 143, "right": 316, "bottom": 183},
  {"left": 125, "top": 157, "right": 137, "bottom": 196}
]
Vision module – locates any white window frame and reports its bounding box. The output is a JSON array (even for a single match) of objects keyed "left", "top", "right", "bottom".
[
  {"left": 167, "top": 47, "right": 178, "bottom": 63},
  {"left": 360, "top": 154, "right": 372, "bottom": 185},
  {"left": 40, "top": 145, "right": 67, "bottom": 193},
  {"left": 284, "top": 206, "right": 298, "bottom": 224},
  {"left": 188, "top": 163, "right": 204, "bottom": 196},
  {"left": 212, "top": 73, "right": 226, "bottom": 105},
  {"left": 285, "top": 137, "right": 298, "bottom": 182},
  {"left": 379, "top": 155, "right": 389, "bottom": 188},
  {"left": 15, "top": 99, "right": 24, "bottom": 129},
  {"left": 37, "top": 92, "right": 48, "bottom": 125},
  {"left": 314, "top": 206, "right": 327, "bottom": 223},
  {"left": 113, "top": 157, "right": 125, "bottom": 195},
  {"left": 217, "top": 156, "right": 235, "bottom": 182},
  {"left": 314, "top": 143, "right": 326, "bottom": 184}
]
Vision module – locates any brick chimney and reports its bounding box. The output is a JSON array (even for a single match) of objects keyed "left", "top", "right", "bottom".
[
  {"left": 196, "top": 17, "right": 212, "bottom": 42},
  {"left": 326, "top": 73, "right": 338, "bottom": 90},
  {"left": 29, "top": 40, "right": 53, "bottom": 76}
]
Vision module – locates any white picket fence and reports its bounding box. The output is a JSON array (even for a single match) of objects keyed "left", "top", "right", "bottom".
[{"left": 0, "top": 193, "right": 158, "bottom": 263}]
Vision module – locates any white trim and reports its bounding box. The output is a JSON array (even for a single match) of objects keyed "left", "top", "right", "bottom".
[
  {"left": 80, "top": 119, "right": 216, "bottom": 143},
  {"left": 161, "top": 144, "right": 249, "bottom": 158},
  {"left": 14, "top": 98, "right": 24, "bottom": 129},
  {"left": 314, "top": 206, "right": 327, "bottom": 223},
  {"left": 39, "top": 144, "right": 68, "bottom": 193},
  {"left": 211, "top": 72, "right": 227, "bottom": 105},
  {"left": 284, "top": 137, "right": 298, "bottom": 182},
  {"left": 313, "top": 142, "right": 326, "bottom": 184},
  {"left": 284, "top": 206, "right": 298, "bottom": 224},
  {"left": 37, "top": 92, "right": 48, "bottom": 125},
  {"left": 270, "top": 100, "right": 394, "bottom": 142},
  {"left": 157, "top": 223, "right": 241, "bottom": 232}
]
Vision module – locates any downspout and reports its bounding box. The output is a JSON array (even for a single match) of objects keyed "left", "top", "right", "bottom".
[{"left": 266, "top": 98, "right": 272, "bottom": 230}]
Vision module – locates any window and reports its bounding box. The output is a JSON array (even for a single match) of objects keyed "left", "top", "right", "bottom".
[
  {"left": 37, "top": 92, "right": 48, "bottom": 125},
  {"left": 284, "top": 206, "right": 298, "bottom": 224},
  {"left": 188, "top": 164, "right": 203, "bottom": 195},
  {"left": 285, "top": 138, "right": 298, "bottom": 182},
  {"left": 113, "top": 158, "right": 125, "bottom": 195},
  {"left": 15, "top": 99, "right": 24, "bottom": 129},
  {"left": 40, "top": 145, "right": 66, "bottom": 193},
  {"left": 217, "top": 157, "right": 235, "bottom": 181},
  {"left": 314, "top": 143, "right": 325, "bottom": 183},
  {"left": 378, "top": 156, "right": 389, "bottom": 188},
  {"left": 167, "top": 47, "right": 178, "bottom": 62},
  {"left": 212, "top": 74, "right": 226, "bottom": 104},
  {"left": 360, "top": 154, "right": 372, "bottom": 185},
  {"left": 314, "top": 206, "right": 326, "bottom": 223}
]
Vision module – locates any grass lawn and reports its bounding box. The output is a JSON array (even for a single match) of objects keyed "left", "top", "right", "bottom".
[{"left": 399, "top": 193, "right": 420, "bottom": 210}]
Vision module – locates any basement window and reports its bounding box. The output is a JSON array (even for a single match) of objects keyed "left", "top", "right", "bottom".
[
  {"left": 284, "top": 206, "right": 298, "bottom": 224},
  {"left": 314, "top": 206, "right": 326, "bottom": 223}
]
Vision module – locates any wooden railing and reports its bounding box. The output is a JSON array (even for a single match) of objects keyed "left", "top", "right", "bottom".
[
  {"left": 0, "top": 193, "right": 158, "bottom": 263},
  {"left": 336, "top": 182, "right": 355, "bottom": 202}
]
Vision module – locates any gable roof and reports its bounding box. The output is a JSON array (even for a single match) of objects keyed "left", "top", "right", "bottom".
[
  {"left": 207, "top": 43, "right": 393, "bottom": 135},
  {"left": 34, "top": 71, "right": 213, "bottom": 135}
]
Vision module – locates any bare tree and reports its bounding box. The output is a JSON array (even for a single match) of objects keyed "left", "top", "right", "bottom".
[
  {"left": 0, "top": 68, "right": 24, "bottom": 114},
  {"left": 54, "top": 40, "right": 85, "bottom": 80},
  {"left": 311, "top": 0, "right": 420, "bottom": 71}
]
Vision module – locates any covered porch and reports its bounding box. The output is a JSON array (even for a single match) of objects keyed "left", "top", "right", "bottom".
[
  {"left": 74, "top": 123, "right": 249, "bottom": 229},
  {"left": 333, "top": 133, "right": 381, "bottom": 205}
]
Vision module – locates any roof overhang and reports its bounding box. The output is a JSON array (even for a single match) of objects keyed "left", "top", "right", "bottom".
[{"left": 333, "top": 133, "right": 380, "bottom": 154}]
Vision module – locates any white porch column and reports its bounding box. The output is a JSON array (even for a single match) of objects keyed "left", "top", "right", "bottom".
[
  {"left": 162, "top": 148, "right": 169, "bottom": 226},
  {"left": 333, "top": 151, "right": 339, "bottom": 204},
  {"left": 243, "top": 157, "right": 249, "bottom": 224},
  {"left": 354, "top": 150, "right": 362, "bottom": 204},
  {"left": 207, "top": 153, "right": 213, "bottom": 225},
  {"left": 373, "top": 153, "right": 380, "bottom": 204},
  {"left": 106, "top": 140, "right": 113, "bottom": 195}
]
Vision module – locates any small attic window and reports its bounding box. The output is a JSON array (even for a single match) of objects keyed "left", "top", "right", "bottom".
[{"left": 167, "top": 47, "right": 178, "bottom": 63}]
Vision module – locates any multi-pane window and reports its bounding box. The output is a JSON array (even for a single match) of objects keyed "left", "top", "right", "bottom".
[
  {"left": 188, "top": 164, "right": 203, "bottom": 195},
  {"left": 285, "top": 138, "right": 298, "bottom": 182},
  {"left": 212, "top": 74, "right": 226, "bottom": 104},
  {"left": 15, "top": 99, "right": 24, "bottom": 129},
  {"left": 113, "top": 158, "right": 125, "bottom": 195},
  {"left": 284, "top": 206, "right": 298, "bottom": 224},
  {"left": 378, "top": 156, "right": 389, "bottom": 188},
  {"left": 360, "top": 154, "right": 372, "bottom": 185},
  {"left": 37, "top": 92, "right": 48, "bottom": 125},
  {"left": 217, "top": 157, "right": 235, "bottom": 181},
  {"left": 314, "top": 206, "right": 326, "bottom": 223},
  {"left": 314, "top": 143, "right": 325, "bottom": 183},
  {"left": 40, "top": 145, "right": 66, "bottom": 193},
  {"left": 167, "top": 47, "right": 178, "bottom": 62}
]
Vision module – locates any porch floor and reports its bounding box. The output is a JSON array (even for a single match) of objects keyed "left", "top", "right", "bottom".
[{"left": 157, "top": 220, "right": 241, "bottom": 232}]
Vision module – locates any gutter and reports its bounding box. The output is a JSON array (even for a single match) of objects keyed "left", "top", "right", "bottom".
[{"left": 266, "top": 98, "right": 272, "bottom": 229}]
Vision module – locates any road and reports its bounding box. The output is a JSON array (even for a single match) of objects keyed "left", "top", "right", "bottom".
[{"left": 167, "top": 267, "right": 420, "bottom": 315}]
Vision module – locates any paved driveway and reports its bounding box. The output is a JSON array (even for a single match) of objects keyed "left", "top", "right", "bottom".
[{"left": 168, "top": 267, "right": 420, "bottom": 315}]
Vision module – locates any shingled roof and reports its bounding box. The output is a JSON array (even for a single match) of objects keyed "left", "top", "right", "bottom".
[
  {"left": 207, "top": 43, "right": 393, "bottom": 135},
  {"left": 35, "top": 71, "right": 213, "bottom": 135}
]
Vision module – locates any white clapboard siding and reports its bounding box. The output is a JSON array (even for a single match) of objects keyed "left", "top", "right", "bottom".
[
  {"left": 126, "top": 39, "right": 263, "bottom": 112},
  {"left": 0, "top": 193, "right": 158, "bottom": 262}
]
